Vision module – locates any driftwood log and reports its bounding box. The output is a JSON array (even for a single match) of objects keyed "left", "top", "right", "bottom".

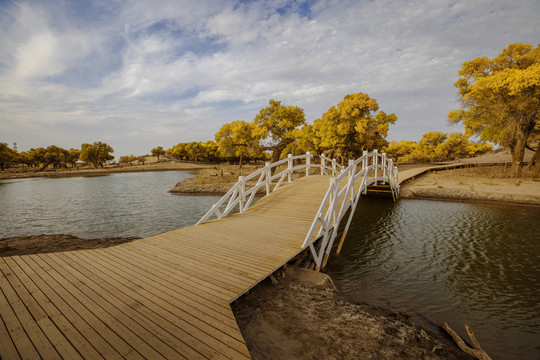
[{"left": 440, "top": 322, "right": 492, "bottom": 360}]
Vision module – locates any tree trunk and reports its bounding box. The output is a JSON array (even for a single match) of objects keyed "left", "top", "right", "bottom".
[
  {"left": 526, "top": 142, "right": 540, "bottom": 173},
  {"left": 238, "top": 154, "right": 243, "bottom": 169},
  {"left": 510, "top": 137, "right": 527, "bottom": 177}
]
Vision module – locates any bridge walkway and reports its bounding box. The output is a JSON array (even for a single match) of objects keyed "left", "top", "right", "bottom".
[{"left": 0, "top": 175, "right": 333, "bottom": 360}]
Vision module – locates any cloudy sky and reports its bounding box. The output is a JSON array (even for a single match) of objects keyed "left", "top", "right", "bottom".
[{"left": 1, "top": 0, "right": 539, "bottom": 157}]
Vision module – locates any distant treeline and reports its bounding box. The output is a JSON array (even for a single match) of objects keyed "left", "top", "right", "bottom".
[
  {"left": 1, "top": 93, "right": 493, "bottom": 172},
  {"left": 0, "top": 141, "right": 113, "bottom": 171}
]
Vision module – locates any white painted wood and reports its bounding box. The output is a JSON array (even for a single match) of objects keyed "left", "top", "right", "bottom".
[{"left": 198, "top": 151, "right": 399, "bottom": 271}]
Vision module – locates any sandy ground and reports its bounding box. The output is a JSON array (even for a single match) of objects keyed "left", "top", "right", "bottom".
[
  {"left": 169, "top": 163, "right": 304, "bottom": 194},
  {"left": 169, "top": 164, "right": 262, "bottom": 194},
  {"left": 400, "top": 166, "right": 540, "bottom": 205},
  {"left": 0, "top": 157, "right": 206, "bottom": 179},
  {"left": 0, "top": 234, "right": 139, "bottom": 257},
  {"left": 233, "top": 267, "right": 473, "bottom": 360}
]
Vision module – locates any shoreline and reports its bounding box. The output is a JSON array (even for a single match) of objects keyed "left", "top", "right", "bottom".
[
  {"left": 0, "top": 160, "right": 207, "bottom": 180},
  {"left": 399, "top": 166, "right": 540, "bottom": 206},
  {"left": 232, "top": 266, "right": 473, "bottom": 360}
]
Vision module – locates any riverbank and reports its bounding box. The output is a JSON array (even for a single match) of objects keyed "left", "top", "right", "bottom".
[
  {"left": 0, "top": 158, "right": 206, "bottom": 180},
  {"left": 0, "top": 234, "right": 140, "bottom": 256},
  {"left": 233, "top": 266, "right": 473, "bottom": 360},
  {"left": 169, "top": 164, "right": 263, "bottom": 194},
  {"left": 400, "top": 166, "right": 540, "bottom": 205}
]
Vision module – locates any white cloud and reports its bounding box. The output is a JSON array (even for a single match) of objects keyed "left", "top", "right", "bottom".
[{"left": 0, "top": 0, "right": 539, "bottom": 155}]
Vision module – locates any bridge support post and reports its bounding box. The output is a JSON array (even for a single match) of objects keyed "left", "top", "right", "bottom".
[
  {"left": 320, "top": 154, "right": 325, "bottom": 175},
  {"left": 265, "top": 162, "right": 271, "bottom": 195},
  {"left": 238, "top": 176, "right": 245, "bottom": 212},
  {"left": 287, "top": 154, "right": 293, "bottom": 183},
  {"left": 373, "top": 149, "right": 379, "bottom": 185},
  {"left": 363, "top": 150, "right": 368, "bottom": 169},
  {"left": 306, "top": 152, "right": 311, "bottom": 176},
  {"left": 382, "top": 152, "right": 387, "bottom": 180}
]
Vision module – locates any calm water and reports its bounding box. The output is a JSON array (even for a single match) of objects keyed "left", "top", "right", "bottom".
[
  {"left": 1, "top": 173, "right": 539, "bottom": 359},
  {"left": 0, "top": 171, "right": 221, "bottom": 238},
  {"left": 326, "top": 198, "right": 540, "bottom": 360}
]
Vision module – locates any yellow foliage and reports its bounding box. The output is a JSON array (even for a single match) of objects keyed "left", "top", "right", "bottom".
[
  {"left": 313, "top": 92, "right": 396, "bottom": 161},
  {"left": 448, "top": 42, "right": 540, "bottom": 173},
  {"left": 384, "top": 132, "right": 492, "bottom": 163}
]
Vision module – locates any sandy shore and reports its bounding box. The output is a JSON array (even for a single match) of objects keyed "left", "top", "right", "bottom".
[
  {"left": 0, "top": 159, "right": 206, "bottom": 180},
  {"left": 400, "top": 166, "right": 540, "bottom": 205},
  {"left": 169, "top": 164, "right": 262, "bottom": 194},
  {"left": 0, "top": 234, "right": 140, "bottom": 257},
  {"left": 233, "top": 267, "right": 472, "bottom": 360}
]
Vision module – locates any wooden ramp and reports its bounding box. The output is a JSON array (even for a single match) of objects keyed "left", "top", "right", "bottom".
[{"left": 0, "top": 175, "right": 333, "bottom": 360}]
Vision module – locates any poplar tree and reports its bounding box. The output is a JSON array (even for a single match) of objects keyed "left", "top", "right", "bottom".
[{"left": 448, "top": 43, "right": 540, "bottom": 176}]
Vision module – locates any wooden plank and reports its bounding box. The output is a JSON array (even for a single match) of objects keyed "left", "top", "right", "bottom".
[
  {"left": 90, "top": 248, "right": 235, "bottom": 317},
  {"left": 36, "top": 252, "right": 182, "bottom": 360},
  {"left": 0, "top": 259, "right": 85, "bottom": 360},
  {"left": 49, "top": 252, "right": 211, "bottom": 360},
  {"left": 0, "top": 265, "right": 60, "bottom": 359},
  {"left": 20, "top": 254, "right": 150, "bottom": 360},
  {"left": 138, "top": 238, "right": 274, "bottom": 281},
  {"left": 156, "top": 229, "right": 303, "bottom": 261},
  {"left": 58, "top": 251, "right": 250, "bottom": 359},
  {"left": 0, "top": 286, "right": 38, "bottom": 360},
  {"left": 10, "top": 256, "right": 127, "bottom": 360},
  {"left": 69, "top": 250, "right": 241, "bottom": 334},
  {"left": 2, "top": 257, "right": 106, "bottom": 360},
  {"left": 0, "top": 311, "right": 20, "bottom": 360},
  {"left": 104, "top": 245, "right": 235, "bottom": 303},
  {"left": 143, "top": 236, "right": 275, "bottom": 275},
  {"left": 119, "top": 242, "right": 252, "bottom": 293}
]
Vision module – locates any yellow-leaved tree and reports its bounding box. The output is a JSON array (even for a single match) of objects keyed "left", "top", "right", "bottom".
[
  {"left": 252, "top": 99, "right": 306, "bottom": 163},
  {"left": 313, "top": 92, "right": 397, "bottom": 163},
  {"left": 215, "top": 120, "right": 261, "bottom": 168},
  {"left": 385, "top": 132, "right": 492, "bottom": 163},
  {"left": 448, "top": 43, "right": 540, "bottom": 176}
]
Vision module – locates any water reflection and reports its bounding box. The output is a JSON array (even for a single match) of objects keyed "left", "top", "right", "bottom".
[{"left": 325, "top": 198, "right": 540, "bottom": 360}]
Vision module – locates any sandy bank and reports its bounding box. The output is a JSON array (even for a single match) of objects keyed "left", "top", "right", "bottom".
[
  {"left": 0, "top": 160, "right": 206, "bottom": 180},
  {"left": 233, "top": 266, "right": 472, "bottom": 360},
  {"left": 400, "top": 166, "right": 540, "bottom": 205},
  {"left": 168, "top": 164, "right": 301, "bottom": 195},
  {"left": 0, "top": 234, "right": 140, "bottom": 257}
]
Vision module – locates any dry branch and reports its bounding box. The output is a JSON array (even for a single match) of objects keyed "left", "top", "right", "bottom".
[{"left": 440, "top": 322, "right": 492, "bottom": 360}]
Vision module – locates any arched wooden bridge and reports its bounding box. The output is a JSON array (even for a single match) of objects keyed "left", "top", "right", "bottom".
[{"left": 1, "top": 151, "right": 401, "bottom": 359}]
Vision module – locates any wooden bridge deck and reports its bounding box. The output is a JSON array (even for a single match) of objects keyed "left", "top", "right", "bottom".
[{"left": 0, "top": 175, "right": 334, "bottom": 360}]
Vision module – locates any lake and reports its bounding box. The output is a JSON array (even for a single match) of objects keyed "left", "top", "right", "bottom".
[
  {"left": 1, "top": 171, "right": 538, "bottom": 359},
  {"left": 0, "top": 171, "right": 221, "bottom": 238}
]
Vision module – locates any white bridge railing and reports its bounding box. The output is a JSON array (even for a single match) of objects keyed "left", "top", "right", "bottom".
[
  {"left": 196, "top": 152, "right": 344, "bottom": 225},
  {"left": 197, "top": 150, "right": 399, "bottom": 271},
  {"left": 303, "top": 150, "right": 399, "bottom": 271}
]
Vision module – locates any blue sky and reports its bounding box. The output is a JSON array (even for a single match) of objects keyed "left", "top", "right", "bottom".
[{"left": 1, "top": 0, "right": 539, "bottom": 157}]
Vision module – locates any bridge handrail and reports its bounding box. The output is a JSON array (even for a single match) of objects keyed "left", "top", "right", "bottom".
[
  {"left": 196, "top": 152, "right": 343, "bottom": 225},
  {"left": 196, "top": 150, "right": 399, "bottom": 272},
  {"left": 302, "top": 150, "right": 399, "bottom": 270}
]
